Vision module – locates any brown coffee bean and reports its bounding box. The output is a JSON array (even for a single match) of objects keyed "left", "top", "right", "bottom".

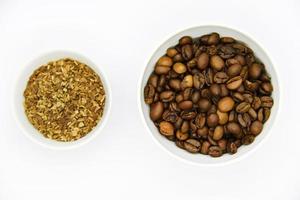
[
  {"left": 228, "top": 110, "right": 236, "bottom": 122},
  {"left": 175, "top": 94, "right": 184, "bottom": 103},
  {"left": 214, "top": 72, "right": 229, "bottom": 84},
  {"left": 227, "top": 141, "right": 237, "bottom": 154},
  {"left": 181, "top": 44, "right": 193, "bottom": 61},
  {"left": 162, "top": 110, "right": 178, "bottom": 123},
  {"left": 207, "top": 105, "right": 217, "bottom": 115},
  {"left": 263, "top": 108, "right": 271, "bottom": 122},
  {"left": 249, "top": 63, "right": 262, "bottom": 79},
  {"left": 209, "top": 84, "right": 221, "bottom": 96},
  {"left": 210, "top": 55, "right": 225, "bottom": 71},
  {"left": 144, "top": 84, "right": 155, "bottom": 104},
  {"left": 155, "top": 65, "right": 170, "bottom": 74},
  {"left": 227, "top": 122, "right": 242, "bottom": 138},
  {"left": 176, "top": 130, "right": 189, "bottom": 141},
  {"left": 148, "top": 74, "right": 159, "bottom": 88},
  {"left": 197, "top": 52, "right": 209, "bottom": 70},
  {"left": 208, "top": 146, "right": 223, "bottom": 157},
  {"left": 181, "top": 121, "right": 189, "bottom": 133},
  {"left": 218, "top": 97, "right": 235, "bottom": 112},
  {"left": 234, "top": 55, "right": 246, "bottom": 65},
  {"left": 257, "top": 108, "right": 264, "bottom": 122},
  {"left": 184, "top": 139, "right": 201, "bottom": 153},
  {"left": 232, "top": 92, "right": 245, "bottom": 102},
  {"left": 150, "top": 101, "right": 164, "bottom": 121},
  {"left": 157, "top": 56, "right": 173, "bottom": 66},
  {"left": 219, "top": 84, "right": 229, "bottom": 97},
  {"left": 227, "top": 64, "right": 242, "bottom": 77},
  {"left": 193, "top": 73, "right": 205, "bottom": 89},
  {"left": 178, "top": 101, "right": 193, "bottom": 110},
  {"left": 207, "top": 113, "right": 219, "bottom": 127},
  {"left": 201, "top": 141, "right": 211, "bottom": 154},
  {"left": 191, "top": 91, "right": 201, "bottom": 103},
  {"left": 218, "top": 139, "right": 227, "bottom": 151},
  {"left": 208, "top": 32, "right": 220, "bottom": 45},
  {"left": 179, "top": 36, "right": 193, "bottom": 46},
  {"left": 260, "top": 82, "right": 273, "bottom": 95},
  {"left": 218, "top": 45, "right": 236, "bottom": 59},
  {"left": 213, "top": 126, "right": 224, "bottom": 140},
  {"left": 181, "top": 111, "right": 197, "bottom": 120},
  {"left": 159, "top": 121, "right": 174, "bottom": 136},
  {"left": 250, "top": 120, "right": 263, "bottom": 136},
  {"left": 182, "top": 88, "right": 192, "bottom": 101},
  {"left": 198, "top": 98, "right": 212, "bottom": 112},
  {"left": 167, "top": 48, "right": 178, "bottom": 58},
  {"left": 169, "top": 79, "right": 181, "bottom": 91},
  {"left": 220, "top": 37, "right": 235, "bottom": 43},
  {"left": 226, "top": 58, "right": 239, "bottom": 66},
  {"left": 160, "top": 91, "right": 175, "bottom": 102},
  {"left": 236, "top": 102, "right": 251, "bottom": 113},
  {"left": 195, "top": 114, "right": 206, "bottom": 128},
  {"left": 173, "top": 62, "right": 187, "bottom": 74},
  {"left": 252, "top": 96, "right": 261, "bottom": 110},
  {"left": 181, "top": 75, "right": 193, "bottom": 89},
  {"left": 216, "top": 110, "right": 229, "bottom": 125},
  {"left": 261, "top": 96, "right": 273, "bottom": 108},
  {"left": 226, "top": 76, "right": 243, "bottom": 90},
  {"left": 173, "top": 53, "right": 183, "bottom": 62},
  {"left": 242, "top": 135, "right": 255, "bottom": 145}
]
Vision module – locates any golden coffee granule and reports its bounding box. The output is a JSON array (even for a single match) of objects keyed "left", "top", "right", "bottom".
[{"left": 24, "top": 58, "right": 106, "bottom": 142}]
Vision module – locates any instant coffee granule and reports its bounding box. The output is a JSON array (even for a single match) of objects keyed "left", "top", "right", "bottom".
[{"left": 24, "top": 58, "right": 105, "bottom": 142}]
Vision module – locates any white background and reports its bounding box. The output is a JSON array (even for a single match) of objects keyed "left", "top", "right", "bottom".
[{"left": 0, "top": 0, "right": 299, "bottom": 199}]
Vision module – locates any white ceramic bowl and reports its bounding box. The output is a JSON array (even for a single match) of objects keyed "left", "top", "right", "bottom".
[
  {"left": 139, "top": 25, "right": 280, "bottom": 165},
  {"left": 13, "top": 51, "right": 112, "bottom": 150}
]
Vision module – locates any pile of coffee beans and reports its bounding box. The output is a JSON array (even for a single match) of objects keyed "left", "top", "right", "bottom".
[{"left": 144, "top": 32, "right": 274, "bottom": 157}]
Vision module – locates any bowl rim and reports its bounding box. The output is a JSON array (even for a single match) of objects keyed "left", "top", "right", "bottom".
[
  {"left": 137, "top": 24, "right": 281, "bottom": 166},
  {"left": 12, "top": 50, "right": 112, "bottom": 150}
]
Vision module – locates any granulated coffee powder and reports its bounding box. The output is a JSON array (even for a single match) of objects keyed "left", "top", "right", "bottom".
[{"left": 24, "top": 58, "right": 105, "bottom": 142}]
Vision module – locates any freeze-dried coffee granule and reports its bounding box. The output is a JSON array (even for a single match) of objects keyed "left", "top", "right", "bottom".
[{"left": 24, "top": 58, "right": 106, "bottom": 142}]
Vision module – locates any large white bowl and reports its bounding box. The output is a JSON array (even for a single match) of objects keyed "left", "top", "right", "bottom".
[
  {"left": 13, "top": 51, "right": 112, "bottom": 150},
  {"left": 138, "top": 25, "right": 280, "bottom": 165}
]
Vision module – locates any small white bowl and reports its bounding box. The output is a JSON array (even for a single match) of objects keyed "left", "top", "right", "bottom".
[
  {"left": 13, "top": 50, "right": 112, "bottom": 150},
  {"left": 138, "top": 25, "right": 280, "bottom": 166}
]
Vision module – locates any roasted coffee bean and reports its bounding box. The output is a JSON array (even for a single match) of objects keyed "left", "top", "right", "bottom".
[
  {"left": 242, "top": 135, "right": 255, "bottom": 145},
  {"left": 249, "top": 63, "right": 262, "bottom": 79},
  {"left": 226, "top": 76, "right": 243, "bottom": 90},
  {"left": 167, "top": 48, "right": 178, "bottom": 58},
  {"left": 191, "top": 91, "right": 201, "bottom": 103},
  {"left": 197, "top": 52, "right": 209, "bottom": 70},
  {"left": 181, "top": 75, "right": 194, "bottom": 89},
  {"left": 218, "top": 45, "right": 236, "bottom": 59},
  {"left": 208, "top": 146, "right": 223, "bottom": 157},
  {"left": 227, "top": 64, "right": 242, "bottom": 77},
  {"left": 182, "top": 44, "right": 193, "bottom": 61},
  {"left": 181, "top": 120, "right": 189, "bottom": 133},
  {"left": 201, "top": 141, "right": 211, "bottom": 154},
  {"left": 250, "top": 120, "right": 263, "bottom": 136},
  {"left": 162, "top": 110, "right": 178, "bottom": 123},
  {"left": 150, "top": 101, "right": 164, "bottom": 121},
  {"left": 227, "top": 122, "right": 242, "bottom": 138},
  {"left": 220, "top": 37, "right": 235, "bottom": 44},
  {"left": 210, "top": 55, "right": 225, "bottom": 71},
  {"left": 198, "top": 98, "right": 212, "bottom": 112},
  {"left": 144, "top": 84, "right": 155, "bottom": 104},
  {"left": 176, "top": 130, "right": 189, "bottom": 141},
  {"left": 181, "top": 111, "right": 197, "bottom": 120},
  {"left": 178, "top": 101, "right": 193, "bottom": 110},
  {"left": 173, "top": 62, "right": 187, "bottom": 74},
  {"left": 260, "top": 82, "right": 273, "bottom": 95},
  {"left": 227, "top": 141, "right": 237, "bottom": 154},
  {"left": 179, "top": 36, "right": 193, "bottom": 46},
  {"left": 261, "top": 96, "right": 273, "bottom": 108},
  {"left": 184, "top": 139, "right": 201, "bottom": 153},
  {"left": 218, "top": 97, "right": 235, "bottom": 112},
  {"left": 217, "top": 110, "right": 229, "bottom": 125},
  {"left": 213, "top": 126, "right": 224, "bottom": 140},
  {"left": 209, "top": 84, "right": 221, "bottom": 96},
  {"left": 195, "top": 114, "right": 206, "bottom": 128},
  {"left": 207, "top": 113, "right": 219, "bottom": 127},
  {"left": 145, "top": 32, "right": 274, "bottom": 157},
  {"left": 159, "top": 121, "right": 174, "bottom": 136},
  {"left": 169, "top": 79, "right": 181, "bottom": 91},
  {"left": 193, "top": 73, "right": 205, "bottom": 89},
  {"left": 236, "top": 102, "right": 251, "bottom": 113},
  {"left": 160, "top": 91, "right": 175, "bottom": 102}
]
